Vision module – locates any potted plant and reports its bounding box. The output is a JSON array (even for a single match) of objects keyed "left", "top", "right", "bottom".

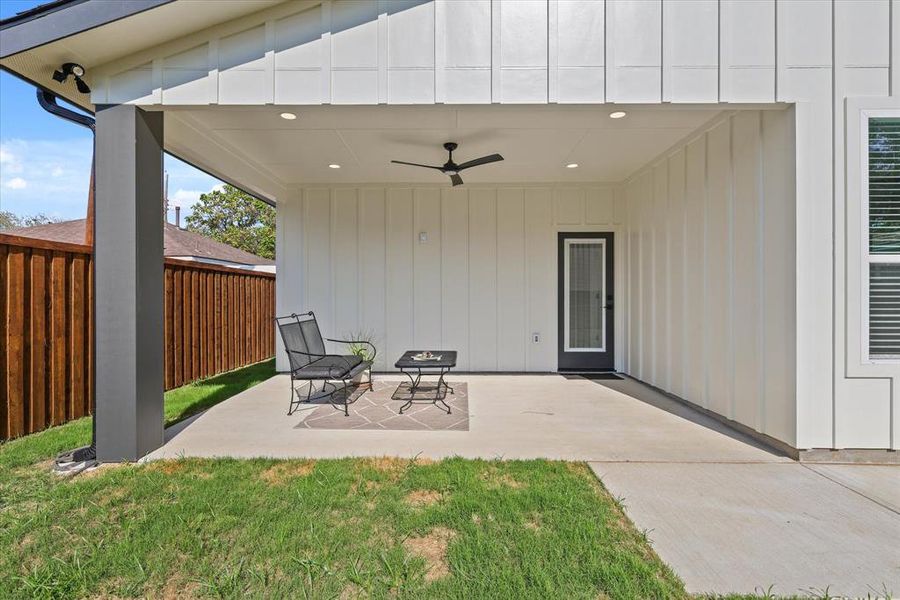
[{"left": 345, "top": 329, "right": 377, "bottom": 385}]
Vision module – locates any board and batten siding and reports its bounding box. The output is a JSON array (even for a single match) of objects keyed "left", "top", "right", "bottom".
[
  {"left": 89, "top": 0, "right": 900, "bottom": 449},
  {"left": 275, "top": 185, "right": 624, "bottom": 374},
  {"left": 621, "top": 108, "right": 797, "bottom": 446}
]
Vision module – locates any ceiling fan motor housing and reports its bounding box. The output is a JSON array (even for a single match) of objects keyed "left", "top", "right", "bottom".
[{"left": 442, "top": 142, "right": 458, "bottom": 171}]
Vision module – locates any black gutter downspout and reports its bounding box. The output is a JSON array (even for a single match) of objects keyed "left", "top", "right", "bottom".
[
  {"left": 37, "top": 89, "right": 95, "bottom": 131},
  {"left": 37, "top": 90, "right": 98, "bottom": 466}
]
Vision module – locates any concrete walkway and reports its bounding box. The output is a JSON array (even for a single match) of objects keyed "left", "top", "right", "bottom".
[
  {"left": 147, "top": 374, "right": 899, "bottom": 596},
  {"left": 593, "top": 462, "right": 899, "bottom": 597}
]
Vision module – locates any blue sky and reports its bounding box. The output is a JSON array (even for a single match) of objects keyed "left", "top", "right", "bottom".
[{"left": 0, "top": 0, "right": 222, "bottom": 224}]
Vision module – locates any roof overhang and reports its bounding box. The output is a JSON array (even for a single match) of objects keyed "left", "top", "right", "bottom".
[
  {"left": 0, "top": 0, "right": 283, "bottom": 111},
  {"left": 0, "top": 0, "right": 175, "bottom": 58}
]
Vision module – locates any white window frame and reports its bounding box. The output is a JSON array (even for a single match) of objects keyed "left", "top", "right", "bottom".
[
  {"left": 849, "top": 100, "right": 900, "bottom": 371},
  {"left": 563, "top": 238, "right": 607, "bottom": 352},
  {"left": 861, "top": 111, "right": 900, "bottom": 363}
]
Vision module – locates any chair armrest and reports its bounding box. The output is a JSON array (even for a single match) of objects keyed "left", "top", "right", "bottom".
[{"left": 324, "top": 338, "right": 377, "bottom": 363}]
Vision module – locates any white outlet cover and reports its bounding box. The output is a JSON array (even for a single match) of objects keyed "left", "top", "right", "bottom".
[{"left": 419, "top": 231, "right": 428, "bottom": 243}]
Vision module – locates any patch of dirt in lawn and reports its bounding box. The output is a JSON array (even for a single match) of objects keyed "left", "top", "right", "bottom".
[
  {"left": 405, "top": 489, "right": 443, "bottom": 508},
  {"left": 524, "top": 512, "right": 542, "bottom": 531},
  {"left": 151, "top": 577, "right": 201, "bottom": 600},
  {"left": 403, "top": 527, "right": 457, "bottom": 582},
  {"left": 565, "top": 461, "right": 602, "bottom": 488},
  {"left": 15, "top": 533, "right": 35, "bottom": 552},
  {"left": 259, "top": 460, "right": 316, "bottom": 485},
  {"left": 350, "top": 478, "right": 381, "bottom": 496},
  {"left": 79, "top": 462, "right": 129, "bottom": 480},
  {"left": 470, "top": 513, "right": 495, "bottom": 526},
  {"left": 339, "top": 583, "right": 365, "bottom": 599},
  {"left": 480, "top": 467, "right": 525, "bottom": 489},
  {"left": 362, "top": 456, "right": 436, "bottom": 480},
  {"left": 97, "top": 486, "right": 130, "bottom": 506},
  {"left": 144, "top": 460, "right": 188, "bottom": 475}
]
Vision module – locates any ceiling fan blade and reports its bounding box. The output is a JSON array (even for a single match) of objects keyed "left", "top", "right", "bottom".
[
  {"left": 450, "top": 173, "right": 464, "bottom": 186},
  {"left": 456, "top": 153, "right": 504, "bottom": 171},
  {"left": 391, "top": 160, "right": 444, "bottom": 171}
]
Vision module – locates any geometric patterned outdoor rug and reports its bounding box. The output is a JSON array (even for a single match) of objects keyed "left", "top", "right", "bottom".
[{"left": 295, "top": 380, "right": 468, "bottom": 431}]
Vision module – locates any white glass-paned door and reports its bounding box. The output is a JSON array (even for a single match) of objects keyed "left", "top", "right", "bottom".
[{"left": 565, "top": 239, "right": 606, "bottom": 351}]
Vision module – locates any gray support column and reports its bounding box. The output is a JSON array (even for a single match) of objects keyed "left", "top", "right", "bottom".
[{"left": 94, "top": 105, "right": 164, "bottom": 462}]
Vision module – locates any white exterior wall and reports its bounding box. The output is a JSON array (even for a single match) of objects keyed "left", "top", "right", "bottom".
[
  {"left": 621, "top": 109, "right": 798, "bottom": 446},
  {"left": 275, "top": 184, "right": 625, "bottom": 372},
  {"left": 92, "top": 0, "right": 900, "bottom": 450}
]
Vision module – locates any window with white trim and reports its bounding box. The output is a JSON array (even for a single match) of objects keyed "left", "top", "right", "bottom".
[{"left": 866, "top": 117, "right": 900, "bottom": 359}]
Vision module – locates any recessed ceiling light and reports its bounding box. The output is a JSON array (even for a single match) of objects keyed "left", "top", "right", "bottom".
[
  {"left": 609, "top": 111, "right": 627, "bottom": 119},
  {"left": 280, "top": 112, "right": 297, "bottom": 120},
  {"left": 328, "top": 164, "right": 341, "bottom": 169},
  {"left": 566, "top": 163, "right": 579, "bottom": 169}
]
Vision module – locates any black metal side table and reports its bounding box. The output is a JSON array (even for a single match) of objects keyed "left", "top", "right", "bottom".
[{"left": 393, "top": 350, "right": 458, "bottom": 414}]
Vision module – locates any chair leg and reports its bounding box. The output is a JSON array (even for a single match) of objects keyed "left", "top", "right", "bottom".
[
  {"left": 342, "top": 379, "right": 350, "bottom": 416},
  {"left": 288, "top": 379, "right": 304, "bottom": 415}
]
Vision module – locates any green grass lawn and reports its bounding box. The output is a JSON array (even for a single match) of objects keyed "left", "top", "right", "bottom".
[{"left": 0, "top": 359, "right": 813, "bottom": 599}]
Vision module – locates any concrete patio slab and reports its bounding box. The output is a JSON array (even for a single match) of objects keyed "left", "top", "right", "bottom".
[
  {"left": 591, "top": 462, "right": 900, "bottom": 597},
  {"left": 146, "top": 374, "right": 788, "bottom": 462},
  {"left": 806, "top": 464, "right": 900, "bottom": 514}
]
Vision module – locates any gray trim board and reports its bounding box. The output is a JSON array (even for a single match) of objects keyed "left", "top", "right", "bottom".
[
  {"left": 0, "top": 0, "right": 175, "bottom": 58},
  {"left": 94, "top": 104, "right": 165, "bottom": 462}
]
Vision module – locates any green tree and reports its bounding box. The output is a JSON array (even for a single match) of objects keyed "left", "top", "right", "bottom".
[
  {"left": 184, "top": 185, "right": 275, "bottom": 259},
  {"left": 0, "top": 211, "right": 62, "bottom": 230}
]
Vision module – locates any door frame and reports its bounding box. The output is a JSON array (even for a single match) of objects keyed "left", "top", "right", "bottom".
[{"left": 557, "top": 231, "right": 615, "bottom": 371}]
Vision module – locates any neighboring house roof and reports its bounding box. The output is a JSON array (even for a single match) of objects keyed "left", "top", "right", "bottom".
[{"left": 4, "top": 219, "right": 274, "bottom": 267}]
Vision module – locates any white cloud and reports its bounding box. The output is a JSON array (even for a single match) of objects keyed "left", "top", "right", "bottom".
[
  {"left": 169, "top": 188, "right": 203, "bottom": 208},
  {"left": 4, "top": 177, "right": 27, "bottom": 189},
  {"left": 0, "top": 138, "right": 227, "bottom": 222},
  {"left": 0, "top": 143, "right": 23, "bottom": 174},
  {"left": 0, "top": 138, "right": 92, "bottom": 219}
]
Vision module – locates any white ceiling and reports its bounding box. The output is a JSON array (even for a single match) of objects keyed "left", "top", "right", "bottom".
[{"left": 169, "top": 104, "right": 729, "bottom": 187}]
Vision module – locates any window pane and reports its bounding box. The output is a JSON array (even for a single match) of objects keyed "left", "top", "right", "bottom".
[
  {"left": 870, "top": 262, "right": 900, "bottom": 359},
  {"left": 869, "top": 117, "right": 900, "bottom": 254},
  {"left": 568, "top": 242, "right": 604, "bottom": 349}
]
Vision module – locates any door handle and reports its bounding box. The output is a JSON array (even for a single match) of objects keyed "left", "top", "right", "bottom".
[{"left": 604, "top": 304, "right": 613, "bottom": 310}]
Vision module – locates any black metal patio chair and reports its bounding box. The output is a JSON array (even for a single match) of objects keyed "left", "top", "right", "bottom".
[{"left": 275, "top": 312, "right": 376, "bottom": 416}]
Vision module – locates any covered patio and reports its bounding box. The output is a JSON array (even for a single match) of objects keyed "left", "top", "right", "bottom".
[{"left": 1, "top": 0, "right": 812, "bottom": 461}]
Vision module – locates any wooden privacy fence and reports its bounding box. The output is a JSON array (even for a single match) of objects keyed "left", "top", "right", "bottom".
[
  {"left": 163, "top": 258, "right": 275, "bottom": 390},
  {"left": 1, "top": 234, "right": 275, "bottom": 440}
]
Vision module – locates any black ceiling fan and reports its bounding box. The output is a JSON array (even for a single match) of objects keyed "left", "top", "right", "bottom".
[{"left": 391, "top": 142, "right": 503, "bottom": 186}]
